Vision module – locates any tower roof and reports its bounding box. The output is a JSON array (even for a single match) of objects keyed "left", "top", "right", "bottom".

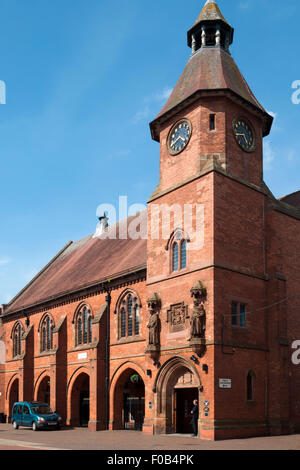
[
  {"left": 150, "top": 1, "right": 273, "bottom": 141},
  {"left": 193, "top": 0, "right": 231, "bottom": 27},
  {"left": 187, "top": 0, "right": 234, "bottom": 53}
]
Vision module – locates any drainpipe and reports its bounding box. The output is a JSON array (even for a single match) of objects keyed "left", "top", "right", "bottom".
[{"left": 102, "top": 283, "right": 111, "bottom": 431}]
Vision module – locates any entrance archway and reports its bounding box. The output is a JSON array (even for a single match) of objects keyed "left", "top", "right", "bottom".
[
  {"left": 154, "top": 357, "right": 202, "bottom": 435},
  {"left": 70, "top": 372, "right": 90, "bottom": 427},
  {"left": 113, "top": 368, "right": 145, "bottom": 431},
  {"left": 36, "top": 376, "right": 50, "bottom": 405},
  {"left": 8, "top": 378, "right": 19, "bottom": 422}
]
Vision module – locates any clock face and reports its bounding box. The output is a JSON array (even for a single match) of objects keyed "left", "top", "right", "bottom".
[
  {"left": 233, "top": 118, "right": 255, "bottom": 152},
  {"left": 168, "top": 120, "right": 192, "bottom": 155}
]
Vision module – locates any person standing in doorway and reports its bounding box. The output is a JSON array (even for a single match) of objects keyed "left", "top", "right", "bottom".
[{"left": 190, "top": 399, "right": 199, "bottom": 437}]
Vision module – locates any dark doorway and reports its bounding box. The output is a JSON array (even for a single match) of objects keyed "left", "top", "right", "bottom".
[
  {"left": 80, "top": 391, "right": 90, "bottom": 427},
  {"left": 70, "top": 372, "right": 90, "bottom": 427},
  {"left": 37, "top": 376, "right": 50, "bottom": 405},
  {"left": 123, "top": 374, "right": 145, "bottom": 431},
  {"left": 175, "top": 388, "right": 198, "bottom": 434}
]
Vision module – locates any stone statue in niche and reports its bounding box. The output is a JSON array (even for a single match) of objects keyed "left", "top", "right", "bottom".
[
  {"left": 188, "top": 299, "right": 206, "bottom": 340},
  {"left": 148, "top": 310, "right": 160, "bottom": 346},
  {"left": 146, "top": 293, "right": 161, "bottom": 350},
  {"left": 188, "top": 281, "right": 207, "bottom": 342}
]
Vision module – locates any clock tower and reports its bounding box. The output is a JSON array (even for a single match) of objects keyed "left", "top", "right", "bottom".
[
  {"left": 149, "top": 0, "right": 273, "bottom": 196},
  {"left": 146, "top": 0, "right": 275, "bottom": 440}
]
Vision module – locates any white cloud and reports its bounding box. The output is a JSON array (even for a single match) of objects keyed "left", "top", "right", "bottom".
[
  {"left": 0, "top": 257, "right": 11, "bottom": 266},
  {"left": 145, "top": 87, "right": 173, "bottom": 104},
  {"left": 132, "top": 105, "right": 150, "bottom": 124},
  {"left": 132, "top": 86, "right": 173, "bottom": 124},
  {"left": 238, "top": 1, "right": 250, "bottom": 9},
  {"left": 263, "top": 141, "right": 275, "bottom": 170}
]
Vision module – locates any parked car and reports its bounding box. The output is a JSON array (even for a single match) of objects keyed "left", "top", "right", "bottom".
[{"left": 12, "top": 402, "right": 62, "bottom": 431}]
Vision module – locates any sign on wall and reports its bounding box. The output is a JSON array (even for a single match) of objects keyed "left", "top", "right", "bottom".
[{"left": 219, "top": 378, "right": 232, "bottom": 389}]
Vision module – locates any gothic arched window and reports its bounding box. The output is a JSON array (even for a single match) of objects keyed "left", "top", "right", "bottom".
[
  {"left": 180, "top": 239, "right": 187, "bottom": 270},
  {"left": 168, "top": 229, "right": 189, "bottom": 273},
  {"left": 40, "top": 314, "right": 54, "bottom": 353},
  {"left": 74, "top": 304, "right": 93, "bottom": 347},
  {"left": 172, "top": 242, "right": 179, "bottom": 272},
  {"left": 12, "top": 322, "right": 23, "bottom": 358},
  {"left": 117, "top": 291, "right": 141, "bottom": 339}
]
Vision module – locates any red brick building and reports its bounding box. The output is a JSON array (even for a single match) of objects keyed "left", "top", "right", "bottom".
[{"left": 1, "top": 0, "right": 300, "bottom": 440}]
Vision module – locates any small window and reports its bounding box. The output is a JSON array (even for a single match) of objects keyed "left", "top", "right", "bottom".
[
  {"left": 24, "top": 406, "right": 30, "bottom": 415},
  {"left": 240, "top": 304, "right": 246, "bottom": 328},
  {"left": 247, "top": 371, "right": 255, "bottom": 401},
  {"left": 209, "top": 114, "right": 216, "bottom": 131},
  {"left": 231, "top": 302, "right": 238, "bottom": 326},
  {"left": 231, "top": 302, "right": 247, "bottom": 327}
]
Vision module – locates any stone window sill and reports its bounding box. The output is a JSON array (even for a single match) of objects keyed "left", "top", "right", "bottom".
[{"left": 112, "top": 336, "right": 145, "bottom": 346}]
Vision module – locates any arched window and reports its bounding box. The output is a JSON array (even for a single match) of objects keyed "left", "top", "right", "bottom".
[
  {"left": 172, "top": 242, "right": 179, "bottom": 272},
  {"left": 168, "top": 229, "right": 189, "bottom": 273},
  {"left": 40, "top": 314, "right": 54, "bottom": 353},
  {"left": 118, "top": 291, "right": 141, "bottom": 339},
  {"left": 247, "top": 371, "right": 255, "bottom": 401},
  {"left": 12, "top": 322, "right": 23, "bottom": 358},
  {"left": 74, "top": 304, "right": 93, "bottom": 347},
  {"left": 180, "top": 239, "right": 187, "bottom": 269}
]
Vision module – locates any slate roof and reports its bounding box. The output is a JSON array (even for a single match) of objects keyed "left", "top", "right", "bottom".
[
  {"left": 4, "top": 211, "right": 147, "bottom": 315},
  {"left": 153, "top": 47, "right": 270, "bottom": 124},
  {"left": 193, "top": 0, "right": 232, "bottom": 28},
  {"left": 279, "top": 191, "right": 300, "bottom": 208}
]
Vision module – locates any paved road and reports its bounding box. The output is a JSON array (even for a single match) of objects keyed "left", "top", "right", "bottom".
[{"left": 0, "top": 424, "right": 300, "bottom": 451}]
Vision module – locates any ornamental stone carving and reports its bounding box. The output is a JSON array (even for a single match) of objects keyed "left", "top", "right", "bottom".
[{"left": 166, "top": 302, "right": 189, "bottom": 333}]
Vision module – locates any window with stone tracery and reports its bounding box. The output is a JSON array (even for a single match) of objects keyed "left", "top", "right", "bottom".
[
  {"left": 74, "top": 304, "right": 93, "bottom": 347},
  {"left": 118, "top": 291, "right": 141, "bottom": 339},
  {"left": 169, "top": 230, "right": 188, "bottom": 273},
  {"left": 40, "top": 314, "right": 54, "bottom": 353},
  {"left": 12, "top": 322, "right": 23, "bottom": 358}
]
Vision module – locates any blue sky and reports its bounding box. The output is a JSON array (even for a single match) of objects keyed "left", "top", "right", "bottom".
[{"left": 0, "top": 0, "right": 299, "bottom": 305}]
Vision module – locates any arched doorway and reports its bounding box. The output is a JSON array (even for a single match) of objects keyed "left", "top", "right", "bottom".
[
  {"left": 154, "top": 357, "right": 201, "bottom": 435},
  {"left": 36, "top": 376, "right": 50, "bottom": 405},
  {"left": 70, "top": 372, "right": 90, "bottom": 427},
  {"left": 113, "top": 368, "right": 145, "bottom": 431},
  {"left": 8, "top": 378, "right": 19, "bottom": 422}
]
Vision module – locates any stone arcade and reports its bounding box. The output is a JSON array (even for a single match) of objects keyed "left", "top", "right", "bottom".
[{"left": 1, "top": 0, "right": 300, "bottom": 440}]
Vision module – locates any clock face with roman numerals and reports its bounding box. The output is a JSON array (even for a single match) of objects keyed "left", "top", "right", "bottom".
[
  {"left": 168, "top": 120, "right": 192, "bottom": 156},
  {"left": 233, "top": 118, "right": 255, "bottom": 152}
]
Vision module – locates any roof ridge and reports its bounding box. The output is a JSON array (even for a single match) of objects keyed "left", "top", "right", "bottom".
[{"left": 4, "top": 241, "right": 73, "bottom": 312}]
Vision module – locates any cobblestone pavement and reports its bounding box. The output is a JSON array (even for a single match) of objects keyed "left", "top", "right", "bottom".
[{"left": 0, "top": 424, "right": 300, "bottom": 451}]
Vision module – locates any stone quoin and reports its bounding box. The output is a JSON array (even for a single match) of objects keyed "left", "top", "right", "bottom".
[{"left": 0, "top": 0, "right": 300, "bottom": 440}]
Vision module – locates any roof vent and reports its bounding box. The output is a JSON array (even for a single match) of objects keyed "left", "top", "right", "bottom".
[{"left": 94, "top": 212, "right": 109, "bottom": 238}]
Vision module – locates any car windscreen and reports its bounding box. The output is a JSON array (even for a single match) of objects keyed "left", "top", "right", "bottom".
[{"left": 30, "top": 405, "right": 53, "bottom": 415}]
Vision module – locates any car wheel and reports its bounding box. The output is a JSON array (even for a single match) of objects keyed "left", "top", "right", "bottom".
[
  {"left": 13, "top": 421, "right": 19, "bottom": 430},
  {"left": 32, "top": 421, "right": 38, "bottom": 431},
  {"left": 56, "top": 423, "right": 61, "bottom": 430}
]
